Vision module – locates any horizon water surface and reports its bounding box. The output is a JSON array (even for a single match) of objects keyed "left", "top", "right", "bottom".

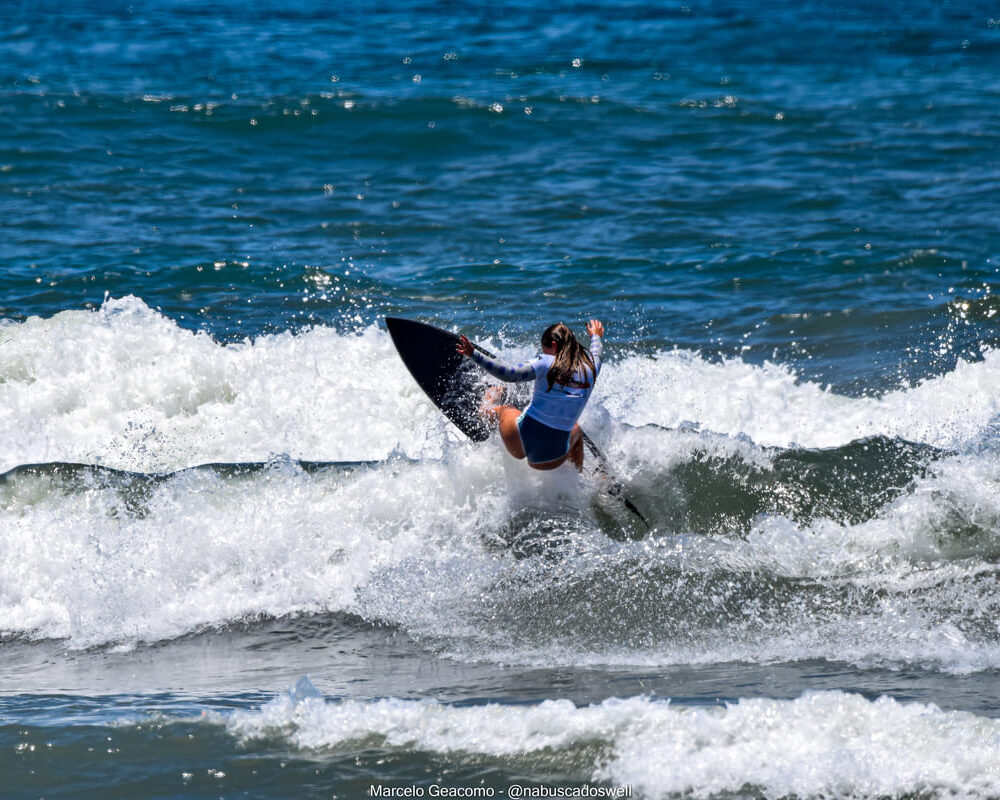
[{"left": 4, "top": 2, "right": 1000, "bottom": 799}]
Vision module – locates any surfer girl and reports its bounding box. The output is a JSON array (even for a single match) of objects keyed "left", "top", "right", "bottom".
[{"left": 456, "top": 320, "right": 604, "bottom": 471}]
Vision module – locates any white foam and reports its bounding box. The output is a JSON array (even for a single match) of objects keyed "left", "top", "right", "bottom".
[
  {"left": 226, "top": 689, "right": 1000, "bottom": 800},
  {"left": 5, "top": 296, "right": 1000, "bottom": 474},
  {"left": 0, "top": 295, "right": 449, "bottom": 473},
  {"left": 0, "top": 453, "right": 508, "bottom": 647},
  {"left": 5, "top": 297, "right": 1000, "bottom": 670},
  {"left": 603, "top": 347, "right": 1000, "bottom": 450}
]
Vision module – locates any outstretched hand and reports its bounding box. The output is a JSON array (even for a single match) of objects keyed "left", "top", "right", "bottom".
[
  {"left": 456, "top": 334, "right": 475, "bottom": 357},
  {"left": 587, "top": 319, "right": 604, "bottom": 337}
]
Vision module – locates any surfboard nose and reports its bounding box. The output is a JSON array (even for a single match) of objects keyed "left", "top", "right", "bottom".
[{"left": 385, "top": 317, "right": 493, "bottom": 442}]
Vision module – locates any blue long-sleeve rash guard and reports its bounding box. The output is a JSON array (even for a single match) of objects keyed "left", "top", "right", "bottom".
[{"left": 470, "top": 336, "right": 603, "bottom": 432}]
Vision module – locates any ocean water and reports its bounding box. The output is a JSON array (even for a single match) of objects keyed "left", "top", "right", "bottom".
[{"left": 3, "top": 2, "right": 1000, "bottom": 798}]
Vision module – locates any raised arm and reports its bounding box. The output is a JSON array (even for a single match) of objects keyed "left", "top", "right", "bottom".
[
  {"left": 587, "top": 319, "right": 604, "bottom": 374},
  {"left": 456, "top": 335, "right": 537, "bottom": 382}
]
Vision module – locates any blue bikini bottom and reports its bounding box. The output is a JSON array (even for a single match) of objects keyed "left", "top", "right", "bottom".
[{"left": 516, "top": 412, "right": 571, "bottom": 465}]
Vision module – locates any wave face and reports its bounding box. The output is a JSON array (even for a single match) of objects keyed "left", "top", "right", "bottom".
[{"left": 2, "top": 298, "right": 1000, "bottom": 677}]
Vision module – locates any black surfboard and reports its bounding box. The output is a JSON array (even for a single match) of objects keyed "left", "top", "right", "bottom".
[
  {"left": 386, "top": 317, "right": 649, "bottom": 529},
  {"left": 385, "top": 316, "right": 494, "bottom": 442}
]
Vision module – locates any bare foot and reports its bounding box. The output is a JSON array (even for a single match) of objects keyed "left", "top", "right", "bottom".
[{"left": 478, "top": 385, "right": 507, "bottom": 425}]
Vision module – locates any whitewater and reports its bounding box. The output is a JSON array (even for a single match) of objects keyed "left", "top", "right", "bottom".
[{"left": 3, "top": 297, "right": 1000, "bottom": 686}]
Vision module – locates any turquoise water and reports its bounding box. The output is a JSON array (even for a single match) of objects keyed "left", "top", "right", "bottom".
[{"left": 4, "top": 3, "right": 1000, "bottom": 798}]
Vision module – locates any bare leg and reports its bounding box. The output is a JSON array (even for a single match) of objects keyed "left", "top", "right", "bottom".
[
  {"left": 495, "top": 406, "right": 526, "bottom": 460},
  {"left": 568, "top": 425, "right": 584, "bottom": 472}
]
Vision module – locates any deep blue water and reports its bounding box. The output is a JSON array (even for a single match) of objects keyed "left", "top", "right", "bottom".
[{"left": 4, "top": 3, "right": 1000, "bottom": 798}]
